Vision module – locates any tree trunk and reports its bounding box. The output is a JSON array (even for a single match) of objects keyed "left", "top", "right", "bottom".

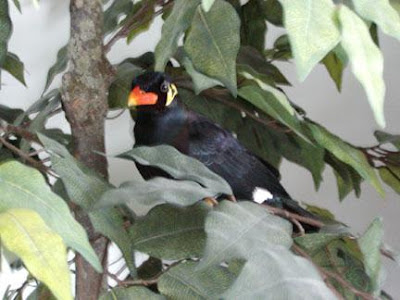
[{"left": 62, "top": 0, "right": 113, "bottom": 299}]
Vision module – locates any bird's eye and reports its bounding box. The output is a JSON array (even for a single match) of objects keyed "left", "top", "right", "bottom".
[{"left": 160, "top": 81, "right": 169, "bottom": 93}]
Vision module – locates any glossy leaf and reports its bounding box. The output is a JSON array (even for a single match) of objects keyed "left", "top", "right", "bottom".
[
  {"left": 97, "top": 178, "right": 215, "bottom": 216},
  {"left": 154, "top": 0, "right": 200, "bottom": 71},
  {"left": 100, "top": 286, "right": 164, "bottom": 300},
  {"left": 221, "top": 248, "right": 336, "bottom": 299},
  {"left": 126, "top": 1, "right": 158, "bottom": 44},
  {"left": 308, "top": 121, "right": 384, "bottom": 196},
  {"left": 237, "top": 46, "right": 290, "bottom": 85},
  {"left": 353, "top": 0, "right": 400, "bottom": 41},
  {"left": 3, "top": 52, "right": 25, "bottom": 86},
  {"left": 374, "top": 130, "right": 400, "bottom": 150},
  {"left": 176, "top": 49, "right": 222, "bottom": 94},
  {"left": 240, "top": 0, "right": 267, "bottom": 53},
  {"left": 44, "top": 44, "right": 68, "bottom": 92},
  {"left": 238, "top": 83, "right": 310, "bottom": 142},
  {"left": 278, "top": 0, "right": 340, "bottom": 81},
  {"left": 379, "top": 166, "right": 400, "bottom": 194},
  {"left": 201, "top": 0, "right": 215, "bottom": 12},
  {"left": 12, "top": 0, "right": 21, "bottom": 12},
  {"left": 0, "top": 160, "right": 101, "bottom": 272},
  {"left": 200, "top": 201, "right": 292, "bottom": 268},
  {"left": 118, "top": 145, "right": 232, "bottom": 196},
  {"left": 338, "top": 5, "right": 386, "bottom": 128},
  {"left": 0, "top": 104, "right": 24, "bottom": 123},
  {"left": 0, "top": 0, "right": 11, "bottom": 70},
  {"left": 158, "top": 261, "right": 235, "bottom": 299},
  {"left": 39, "top": 134, "right": 135, "bottom": 275},
  {"left": 259, "top": 0, "right": 283, "bottom": 26},
  {"left": 359, "top": 218, "right": 384, "bottom": 294},
  {"left": 326, "top": 152, "right": 363, "bottom": 200},
  {"left": 108, "top": 61, "right": 143, "bottom": 109},
  {"left": 0, "top": 209, "right": 72, "bottom": 300},
  {"left": 322, "top": 51, "right": 344, "bottom": 91},
  {"left": 296, "top": 233, "right": 373, "bottom": 297},
  {"left": 103, "top": 0, "right": 133, "bottom": 35},
  {"left": 130, "top": 203, "right": 210, "bottom": 260},
  {"left": 184, "top": 0, "right": 240, "bottom": 96}
]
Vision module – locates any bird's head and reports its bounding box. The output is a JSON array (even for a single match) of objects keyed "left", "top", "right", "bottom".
[{"left": 128, "top": 71, "right": 178, "bottom": 111}]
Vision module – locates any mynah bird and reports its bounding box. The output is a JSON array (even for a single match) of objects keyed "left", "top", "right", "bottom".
[{"left": 128, "top": 71, "right": 316, "bottom": 220}]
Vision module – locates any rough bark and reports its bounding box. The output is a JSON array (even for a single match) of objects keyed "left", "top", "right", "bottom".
[{"left": 62, "top": 0, "right": 113, "bottom": 299}]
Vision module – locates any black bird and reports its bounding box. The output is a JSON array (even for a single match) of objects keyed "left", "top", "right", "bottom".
[{"left": 128, "top": 71, "right": 316, "bottom": 219}]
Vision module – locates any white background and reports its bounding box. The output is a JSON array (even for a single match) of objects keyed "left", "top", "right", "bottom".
[{"left": 0, "top": 0, "right": 399, "bottom": 297}]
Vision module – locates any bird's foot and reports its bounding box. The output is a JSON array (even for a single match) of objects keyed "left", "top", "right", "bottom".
[{"left": 203, "top": 197, "right": 218, "bottom": 207}]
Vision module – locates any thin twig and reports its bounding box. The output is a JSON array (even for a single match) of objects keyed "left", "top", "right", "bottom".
[
  {"left": 104, "top": 0, "right": 173, "bottom": 53},
  {"left": 262, "top": 204, "right": 325, "bottom": 228},
  {"left": 0, "top": 136, "right": 55, "bottom": 176},
  {"left": 1, "top": 124, "right": 42, "bottom": 145},
  {"left": 293, "top": 244, "right": 374, "bottom": 300},
  {"left": 106, "top": 109, "right": 125, "bottom": 120},
  {"left": 118, "top": 259, "right": 185, "bottom": 287}
]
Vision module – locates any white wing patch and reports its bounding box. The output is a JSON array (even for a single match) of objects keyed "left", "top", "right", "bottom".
[{"left": 252, "top": 187, "right": 273, "bottom": 204}]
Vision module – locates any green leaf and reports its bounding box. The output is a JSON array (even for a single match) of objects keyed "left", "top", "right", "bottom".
[
  {"left": 154, "top": 0, "right": 200, "bottom": 71},
  {"left": 374, "top": 130, "right": 400, "bottom": 150},
  {"left": 326, "top": 152, "right": 363, "bottom": 200},
  {"left": 308, "top": 121, "right": 384, "bottom": 196},
  {"left": 0, "top": 0, "right": 12, "bottom": 70},
  {"left": 259, "top": 0, "right": 283, "bottom": 26},
  {"left": 176, "top": 49, "right": 222, "bottom": 94},
  {"left": 38, "top": 134, "right": 135, "bottom": 275},
  {"left": 338, "top": 5, "right": 386, "bottom": 128},
  {"left": 108, "top": 61, "right": 143, "bottom": 109},
  {"left": 201, "top": 201, "right": 292, "bottom": 268},
  {"left": 237, "top": 46, "right": 291, "bottom": 86},
  {"left": 103, "top": 0, "right": 133, "bottom": 35},
  {"left": 130, "top": 203, "right": 210, "bottom": 260},
  {"left": 201, "top": 0, "right": 215, "bottom": 12},
  {"left": 379, "top": 165, "right": 400, "bottom": 194},
  {"left": 118, "top": 145, "right": 232, "bottom": 196},
  {"left": 353, "top": 0, "right": 400, "bottom": 41},
  {"left": 359, "top": 218, "right": 384, "bottom": 294},
  {"left": 240, "top": 0, "right": 267, "bottom": 53},
  {"left": 184, "top": 0, "right": 240, "bottom": 96},
  {"left": 278, "top": 0, "right": 340, "bottom": 81},
  {"left": 44, "top": 45, "right": 68, "bottom": 92},
  {"left": 270, "top": 131, "right": 325, "bottom": 189},
  {"left": 296, "top": 234, "right": 372, "bottom": 297},
  {"left": 158, "top": 261, "right": 235, "bottom": 299},
  {"left": 322, "top": 51, "right": 344, "bottom": 91},
  {"left": 0, "top": 209, "right": 72, "bottom": 300},
  {"left": 238, "top": 83, "right": 310, "bottom": 143},
  {"left": 100, "top": 286, "right": 164, "bottom": 300},
  {"left": 0, "top": 104, "right": 24, "bottom": 123},
  {"left": 0, "top": 160, "right": 102, "bottom": 272},
  {"left": 3, "top": 52, "right": 25, "bottom": 86},
  {"left": 221, "top": 248, "right": 336, "bottom": 299},
  {"left": 97, "top": 178, "right": 215, "bottom": 217},
  {"left": 12, "top": 0, "right": 21, "bottom": 13},
  {"left": 126, "top": 1, "right": 157, "bottom": 44}
]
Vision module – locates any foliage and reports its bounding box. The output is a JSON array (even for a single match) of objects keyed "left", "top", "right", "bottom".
[{"left": 0, "top": 0, "right": 399, "bottom": 299}]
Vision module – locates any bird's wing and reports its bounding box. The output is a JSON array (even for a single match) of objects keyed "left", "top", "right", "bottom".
[{"left": 185, "top": 112, "right": 289, "bottom": 201}]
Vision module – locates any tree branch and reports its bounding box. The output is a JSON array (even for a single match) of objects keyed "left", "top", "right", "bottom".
[{"left": 62, "top": 1, "right": 114, "bottom": 298}]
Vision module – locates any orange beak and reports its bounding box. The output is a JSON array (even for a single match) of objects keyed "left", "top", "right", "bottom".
[{"left": 128, "top": 86, "right": 158, "bottom": 107}]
